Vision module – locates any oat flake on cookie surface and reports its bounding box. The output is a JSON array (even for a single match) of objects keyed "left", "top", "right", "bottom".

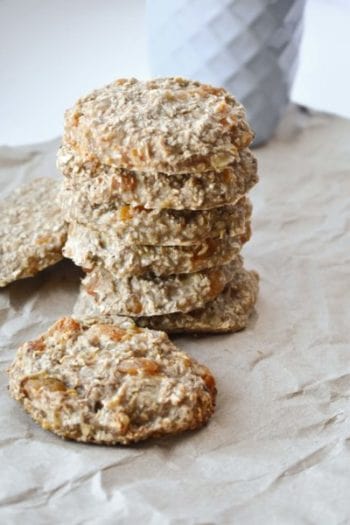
[
  {"left": 0, "top": 178, "right": 67, "bottom": 287},
  {"left": 62, "top": 77, "right": 253, "bottom": 174},
  {"left": 8, "top": 316, "right": 216, "bottom": 444}
]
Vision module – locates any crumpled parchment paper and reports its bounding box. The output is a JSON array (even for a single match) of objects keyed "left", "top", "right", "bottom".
[{"left": 1, "top": 109, "right": 350, "bottom": 524}]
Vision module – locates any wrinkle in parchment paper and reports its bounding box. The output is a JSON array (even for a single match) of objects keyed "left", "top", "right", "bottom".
[{"left": 1, "top": 110, "right": 350, "bottom": 524}]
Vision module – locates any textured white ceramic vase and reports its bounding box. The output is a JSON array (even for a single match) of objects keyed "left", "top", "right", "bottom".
[{"left": 147, "top": 0, "right": 305, "bottom": 145}]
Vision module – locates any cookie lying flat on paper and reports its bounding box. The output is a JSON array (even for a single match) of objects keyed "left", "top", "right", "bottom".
[
  {"left": 58, "top": 145, "right": 258, "bottom": 210},
  {"left": 8, "top": 316, "right": 216, "bottom": 445},
  {"left": 63, "top": 77, "right": 253, "bottom": 175},
  {"left": 0, "top": 178, "right": 67, "bottom": 287}
]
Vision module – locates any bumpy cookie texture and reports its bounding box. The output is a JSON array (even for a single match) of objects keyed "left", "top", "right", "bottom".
[
  {"left": 137, "top": 269, "right": 259, "bottom": 334},
  {"left": 60, "top": 195, "right": 251, "bottom": 246},
  {"left": 0, "top": 178, "right": 67, "bottom": 287},
  {"left": 75, "top": 268, "right": 259, "bottom": 334},
  {"left": 62, "top": 77, "right": 253, "bottom": 174},
  {"left": 82, "top": 260, "right": 237, "bottom": 316},
  {"left": 8, "top": 317, "right": 216, "bottom": 444},
  {"left": 57, "top": 145, "right": 258, "bottom": 210},
  {"left": 64, "top": 222, "right": 250, "bottom": 277}
]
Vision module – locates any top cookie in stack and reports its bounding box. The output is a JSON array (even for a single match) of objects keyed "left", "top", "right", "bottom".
[
  {"left": 58, "top": 77, "right": 259, "bottom": 333},
  {"left": 62, "top": 77, "right": 253, "bottom": 175}
]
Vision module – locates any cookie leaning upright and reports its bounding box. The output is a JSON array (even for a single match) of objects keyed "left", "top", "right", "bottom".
[
  {"left": 58, "top": 77, "right": 259, "bottom": 333},
  {"left": 8, "top": 316, "right": 216, "bottom": 444},
  {"left": 0, "top": 178, "right": 67, "bottom": 287}
]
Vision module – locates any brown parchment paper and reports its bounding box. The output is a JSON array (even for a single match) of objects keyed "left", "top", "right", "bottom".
[{"left": 1, "top": 109, "right": 350, "bottom": 524}]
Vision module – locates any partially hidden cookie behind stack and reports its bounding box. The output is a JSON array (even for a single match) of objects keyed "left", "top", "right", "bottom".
[
  {"left": 57, "top": 77, "right": 259, "bottom": 333},
  {"left": 8, "top": 316, "right": 216, "bottom": 444},
  {"left": 0, "top": 178, "right": 67, "bottom": 287}
]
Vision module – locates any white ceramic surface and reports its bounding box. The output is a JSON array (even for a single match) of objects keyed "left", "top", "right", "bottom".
[{"left": 147, "top": 0, "right": 306, "bottom": 145}]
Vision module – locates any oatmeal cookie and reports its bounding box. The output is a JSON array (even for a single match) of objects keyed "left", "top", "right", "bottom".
[
  {"left": 60, "top": 195, "right": 251, "bottom": 246},
  {"left": 62, "top": 77, "right": 253, "bottom": 174},
  {"left": 81, "top": 260, "right": 238, "bottom": 316},
  {"left": 57, "top": 145, "right": 258, "bottom": 210},
  {"left": 8, "top": 316, "right": 216, "bottom": 444},
  {"left": 136, "top": 268, "right": 259, "bottom": 333},
  {"left": 64, "top": 222, "right": 250, "bottom": 277},
  {"left": 0, "top": 178, "right": 67, "bottom": 287},
  {"left": 75, "top": 267, "right": 259, "bottom": 334}
]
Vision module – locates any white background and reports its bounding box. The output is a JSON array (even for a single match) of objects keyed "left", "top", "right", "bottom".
[{"left": 0, "top": 0, "right": 349, "bottom": 146}]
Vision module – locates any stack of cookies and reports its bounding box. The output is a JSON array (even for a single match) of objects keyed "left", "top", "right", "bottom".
[{"left": 57, "top": 77, "right": 259, "bottom": 333}]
